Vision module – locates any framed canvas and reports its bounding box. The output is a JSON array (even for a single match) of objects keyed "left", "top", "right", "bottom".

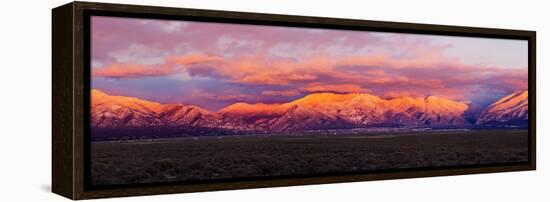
[{"left": 52, "top": 1, "right": 536, "bottom": 200}]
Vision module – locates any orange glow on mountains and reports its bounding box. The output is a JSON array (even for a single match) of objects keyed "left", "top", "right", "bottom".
[
  {"left": 91, "top": 89, "right": 164, "bottom": 113},
  {"left": 92, "top": 89, "right": 471, "bottom": 115},
  {"left": 91, "top": 89, "right": 527, "bottom": 131}
]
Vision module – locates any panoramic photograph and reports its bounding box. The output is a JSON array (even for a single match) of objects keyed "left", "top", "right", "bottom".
[{"left": 89, "top": 16, "right": 529, "bottom": 186}]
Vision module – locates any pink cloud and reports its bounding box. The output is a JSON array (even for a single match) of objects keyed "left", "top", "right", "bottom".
[
  {"left": 93, "top": 54, "right": 224, "bottom": 79},
  {"left": 167, "top": 54, "right": 223, "bottom": 65},
  {"left": 92, "top": 51, "right": 527, "bottom": 104},
  {"left": 91, "top": 16, "right": 527, "bottom": 106},
  {"left": 92, "top": 63, "right": 174, "bottom": 78},
  {"left": 366, "top": 70, "right": 385, "bottom": 76}
]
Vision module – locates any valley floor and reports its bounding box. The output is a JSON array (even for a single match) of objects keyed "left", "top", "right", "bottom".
[{"left": 90, "top": 129, "right": 528, "bottom": 186}]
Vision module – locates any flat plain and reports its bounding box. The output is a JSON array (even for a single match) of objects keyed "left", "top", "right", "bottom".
[{"left": 90, "top": 129, "right": 528, "bottom": 186}]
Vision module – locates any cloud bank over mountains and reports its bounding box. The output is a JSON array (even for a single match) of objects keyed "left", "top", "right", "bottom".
[{"left": 91, "top": 17, "right": 528, "bottom": 111}]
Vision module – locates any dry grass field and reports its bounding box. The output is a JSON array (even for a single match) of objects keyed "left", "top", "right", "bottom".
[{"left": 90, "top": 129, "right": 528, "bottom": 186}]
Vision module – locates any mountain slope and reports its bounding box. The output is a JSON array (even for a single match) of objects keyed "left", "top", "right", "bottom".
[
  {"left": 91, "top": 89, "right": 527, "bottom": 134},
  {"left": 476, "top": 90, "right": 528, "bottom": 126},
  {"left": 291, "top": 93, "right": 469, "bottom": 126},
  {"left": 217, "top": 92, "right": 470, "bottom": 131},
  {"left": 91, "top": 89, "right": 213, "bottom": 128},
  {"left": 158, "top": 104, "right": 220, "bottom": 127},
  {"left": 91, "top": 90, "right": 170, "bottom": 128}
]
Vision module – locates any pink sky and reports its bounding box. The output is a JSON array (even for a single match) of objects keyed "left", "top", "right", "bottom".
[{"left": 91, "top": 16, "right": 528, "bottom": 111}]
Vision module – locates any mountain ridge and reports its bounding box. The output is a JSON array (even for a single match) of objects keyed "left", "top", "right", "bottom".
[
  {"left": 476, "top": 90, "right": 528, "bottom": 126},
  {"left": 90, "top": 89, "right": 528, "bottom": 135}
]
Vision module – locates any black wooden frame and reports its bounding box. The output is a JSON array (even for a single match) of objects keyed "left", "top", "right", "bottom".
[{"left": 52, "top": 1, "right": 536, "bottom": 200}]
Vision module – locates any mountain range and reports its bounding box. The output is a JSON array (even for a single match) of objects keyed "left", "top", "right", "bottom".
[
  {"left": 476, "top": 90, "right": 528, "bottom": 126},
  {"left": 91, "top": 89, "right": 528, "bottom": 138}
]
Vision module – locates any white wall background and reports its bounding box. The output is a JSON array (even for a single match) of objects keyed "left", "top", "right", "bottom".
[{"left": 0, "top": 0, "right": 547, "bottom": 201}]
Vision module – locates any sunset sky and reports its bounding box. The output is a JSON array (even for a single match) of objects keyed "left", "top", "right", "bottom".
[{"left": 91, "top": 16, "right": 528, "bottom": 111}]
